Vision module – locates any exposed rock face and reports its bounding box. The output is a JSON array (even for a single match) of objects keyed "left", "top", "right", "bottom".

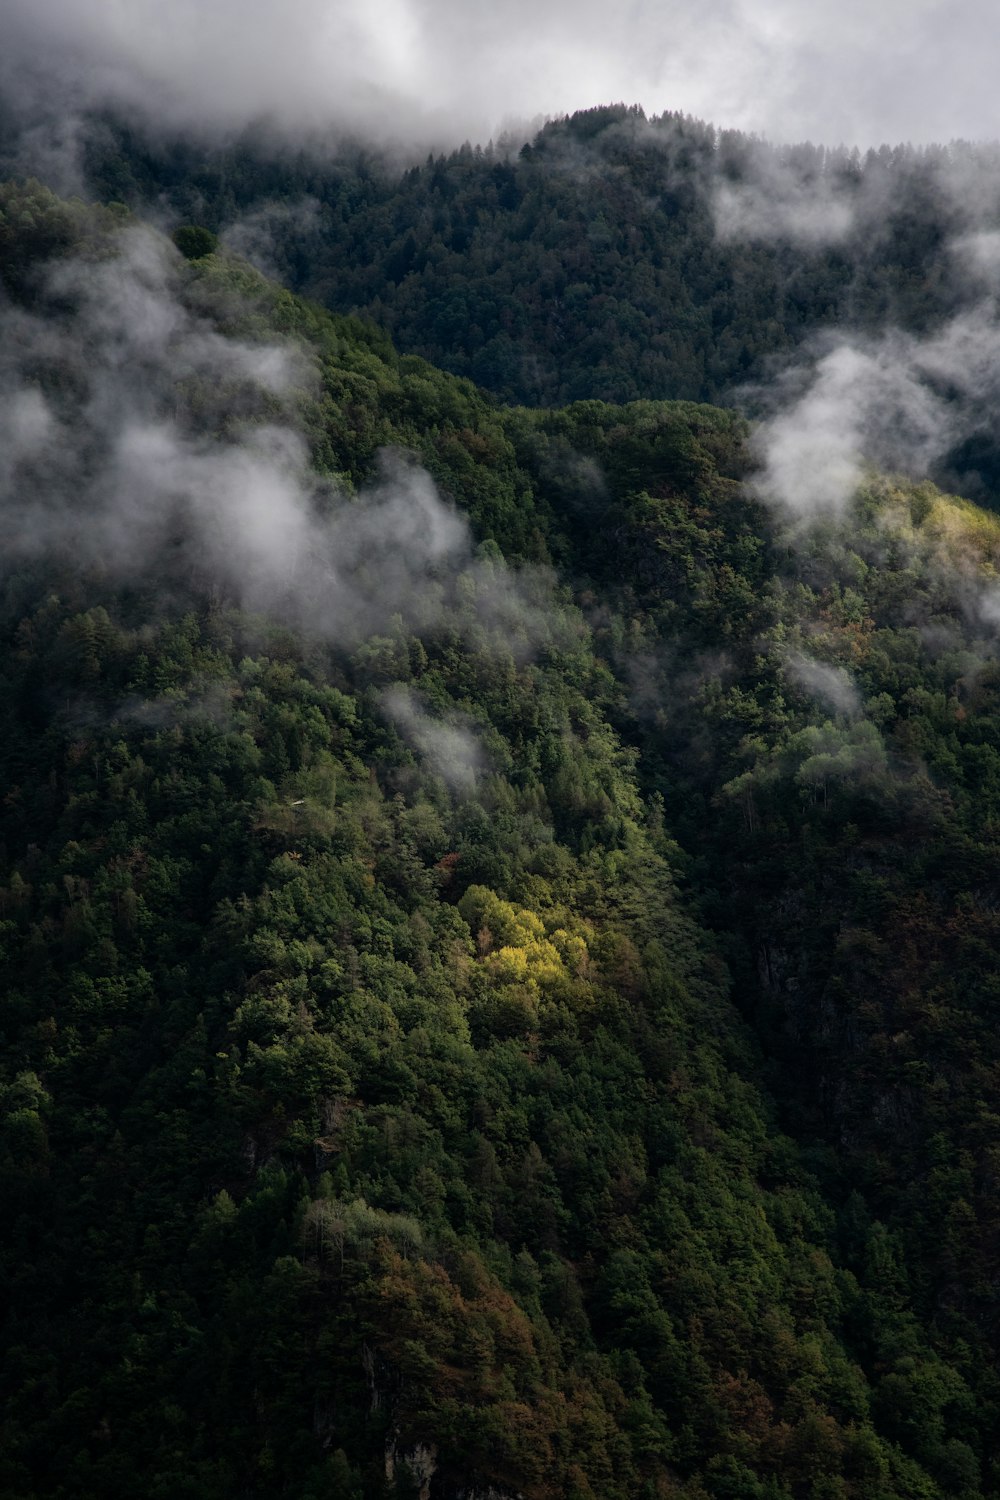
[
  {"left": 454, "top": 1489, "right": 523, "bottom": 1500},
  {"left": 385, "top": 1436, "right": 438, "bottom": 1500}
]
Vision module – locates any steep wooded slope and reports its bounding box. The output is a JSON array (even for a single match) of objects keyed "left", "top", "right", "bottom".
[
  {"left": 1, "top": 183, "right": 999, "bottom": 1499},
  {"left": 60, "top": 104, "right": 999, "bottom": 430}
]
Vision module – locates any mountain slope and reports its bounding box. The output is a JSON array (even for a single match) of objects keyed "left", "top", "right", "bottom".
[
  {"left": 62, "top": 104, "right": 998, "bottom": 428},
  {"left": 0, "top": 182, "right": 998, "bottom": 1499}
]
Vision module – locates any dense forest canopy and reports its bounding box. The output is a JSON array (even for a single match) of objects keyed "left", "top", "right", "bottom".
[
  {"left": 26, "top": 105, "right": 996, "bottom": 433},
  {"left": 3, "top": 99, "right": 1000, "bottom": 1500},
  {"left": 12, "top": 98, "right": 996, "bottom": 514}
]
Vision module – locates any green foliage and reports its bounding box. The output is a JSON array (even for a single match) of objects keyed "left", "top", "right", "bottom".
[
  {"left": 2, "top": 187, "right": 1000, "bottom": 1500},
  {"left": 0, "top": 178, "right": 122, "bottom": 300},
  {"left": 66, "top": 105, "right": 1000, "bottom": 475},
  {"left": 173, "top": 223, "right": 219, "bottom": 259}
]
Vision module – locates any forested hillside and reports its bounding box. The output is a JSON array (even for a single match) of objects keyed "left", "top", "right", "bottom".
[
  {"left": 3, "top": 179, "right": 1000, "bottom": 1500},
  {"left": 53, "top": 103, "right": 1000, "bottom": 429}
]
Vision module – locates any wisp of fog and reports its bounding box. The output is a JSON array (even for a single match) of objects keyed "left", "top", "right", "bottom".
[{"left": 0, "top": 224, "right": 566, "bottom": 700}]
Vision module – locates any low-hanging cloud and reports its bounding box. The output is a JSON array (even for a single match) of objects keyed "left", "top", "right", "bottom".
[
  {"left": 713, "top": 176, "right": 854, "bottom": 247},
  {"left": 712, "top": 143, "right": 859, "bottom": 247},
  {"left": 951, "top": 230, "right": 1000, "bottom": 292},
  {"left": 750, "top": 341, "right": 938, "bottom": 517},
  {"left": 711, "top": 138, "right": 1000, "bottom": 253},
  {"left": 0, "top": 221, "right": 570, "bottom": 680},
  {"left": 220, "top": 200, "right": 324, "bottom": 281},
  {"left": 382, "top": 687, "right": 484, "bottom": 794},
  {"left": 4, "top": 0, "right": 1000, "bottom": 165},
  {"left": 784, "top": 651, "right": 862, "bottom": 720},
  {"left": 750, "top": 298, "right": 1000, "bottom": 518}
]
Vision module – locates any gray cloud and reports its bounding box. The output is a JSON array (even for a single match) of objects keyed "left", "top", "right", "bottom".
[
  {"left": 220, "top": 200, "right": 323, "bottom": 281},
  {"left": 951, "top": 230, "right": 1000, "bottom": 292},
  {"left": 711, "top": 137, "right": 1000, "bottom": 259},
  {"left": 713, "top": 145, "right": 858, "bottom": 246},
  {"left": 783, "top": 651, "right": 862, "bottom": 719},
  {"left": 0, "top": 225, "right": 312, "bottom": 578},
  {"left": 750, "top": 341, "right": 935, "bottom": 518},
  {"left": 2, "top": 0, "right": 1000, "bottom": 157},
  {"left": 0, "top": 387, "right": 54, "bottom": 493},
  {"left": 0, "top": 222, "right": 572, "bottom": 679},
  {"left": 750, "top": 297, "right": 1000, "bottom": 518},
  {"left": 382, "top": 687, "right": 484, "bottom": 794}
]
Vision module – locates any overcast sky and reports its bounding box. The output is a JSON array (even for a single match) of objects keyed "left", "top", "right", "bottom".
[{"left": 2, "top": 0, "right": 999, "bottom": 151}]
